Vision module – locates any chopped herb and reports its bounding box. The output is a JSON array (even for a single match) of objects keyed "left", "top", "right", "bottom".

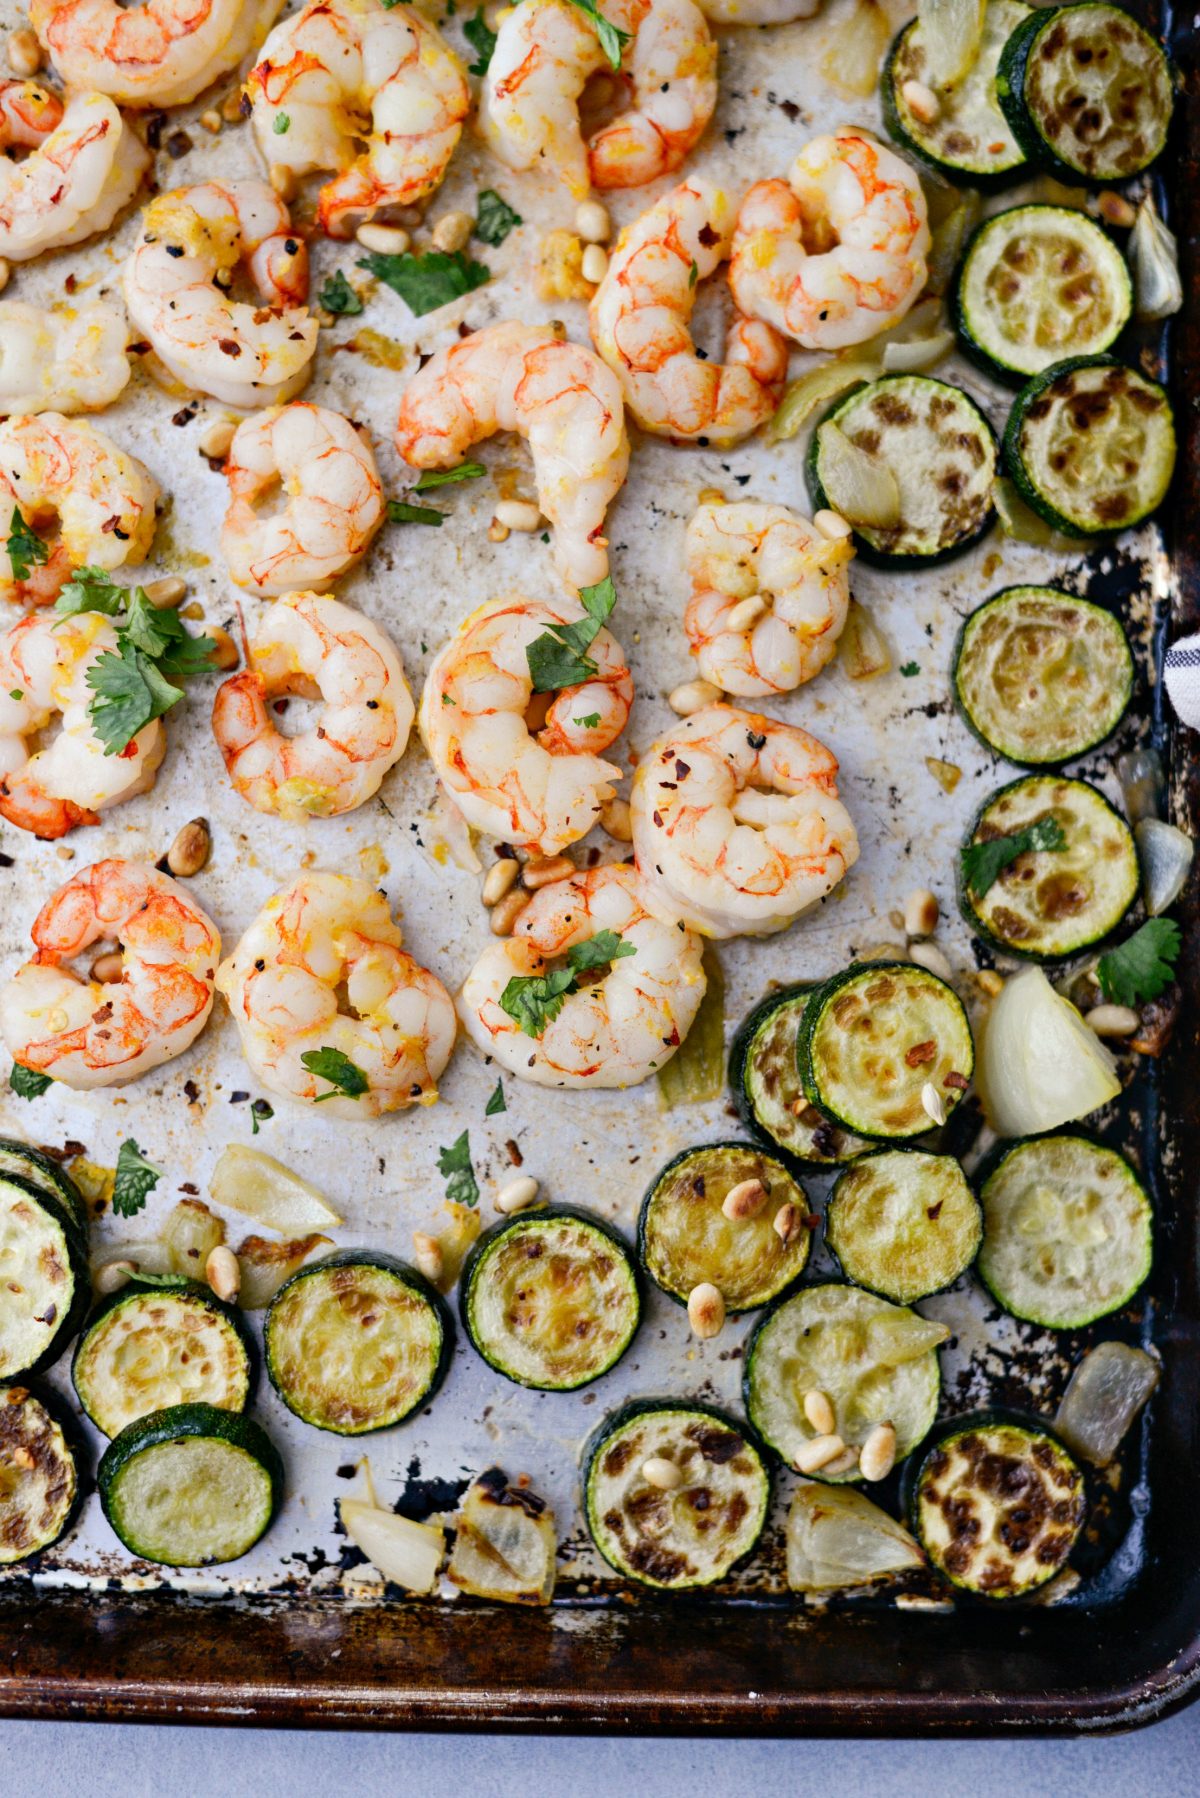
[
  {"left": 899, "top": 661, "right": 921, "bottom": 676},
  {"left": 414, "top": 463, "right": 486, "bottom": 491},
  {"left": 1096, "top": 918, "right": 1181, "bottom": 1007},
  {"left": 961, "top": 816, "right": 1067, "bottom": 900},
  {"left": 273, "top": 112, "right": 290, "bottom": 134},
  {"left": 8, "top": 689, "right": 22, "bottom": 701},
  {"left": 485, "top": 1078, "right": 507, "bottom": 1116},
  {"left": 6, "top": 508, "right": 48, "bottom": 582},
  {"left": 566, "top": 0, "right": 629, "bottom": 69},
  {"left": 463, "top": 6, "right": 497, "bottom": 74},
  {"left": 526, "top": 575, "right": 616, "bottom": 693},
  {"left": 9, "top": 1064, "right": 51, "bottom": 1100},
  {"left": 251, "top": 1097, "right": 274, "bottom": 1135},
  {"left": 573, "top": 712, "right": 601, "bottom": 729},
  {"left": 318, "top": 270, "right": 364, "bottom": 316},
  {"left": 120, "top": 590, "right": 218, "bottom": 678},
  {"left": 86, "top": 636, "right": 187, "bottom": 756},
  {"left": 438, "top": 1130, "right": 479, "bottom": 1208},
  {"left": 688, "top": 259, "right": 699, "bottom": 289},
  {"left": 112, "top": 1138, "right": 163, "bottom": 1218},
  {"left": 358, "top": 248, "right": 490, "bottom": 317},
  {"left": 388, "top": 499, "right": 444, "bottom": 526},
  {"left": 567, "top": 928, "right": 634, "bottom": 972},
  {"left": 300, "top": 1046, "right": 370, "bottom": 1102},
  {"left": 500, "top": 930, "right": 634, "bottom": 1037},
  {"left": 125, "top": 1270, "right": 189, "bottom": 1288},
  {"left": 55, "top": 564, "right": 127, "bottom": 615},
  {"left": 475, "top": 188, "right": 522, "bottom": 246}
]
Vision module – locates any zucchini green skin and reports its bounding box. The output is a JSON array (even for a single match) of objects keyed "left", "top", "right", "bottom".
[
  {"left": 460, "top": 1205, "right": 641, "bottom": 1391},
  {"left": 98, "top": 1402, "right": 283, "bottom": 1567},
  {"left": 637, "top": 1140, "right": 811, "bottom": 1313},
  {"left": 0, "top": 1174, "right": 91, "bottom": 1381},
  {"left": 826, "top": 1149, "right": 982, "bottom": 1304},
  {"left": 881, "top": 2, "right": 1032, "bottom": 189},
  {"left": 265, "top": 1249, "right": 453, "bottom": 1435},
  {"left": 583, "top": 1398, "right": 770, "bottom": 1590},
  {"left": 951, "top": 586, "right": 1134, "bottom": 768},
  {"left": 0, "top": 1381, "right": 85, "bottom": 1565},
  {"left": 0, "top": 1138, "right": 88, "bottom": 1237},
  {"left": 1003, "top": 355, "right": 1176, "bottom": 536},
  {"left": 957, "top": 774, "right": 1138, "bottom": 960},
  {"left": 72, "top": 1278, "right": 256, "bottom": 1437},
  {"left": 729, "top": 986, "right": 870, "bottom": 1167}
]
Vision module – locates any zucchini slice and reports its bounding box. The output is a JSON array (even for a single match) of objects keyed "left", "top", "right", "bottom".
[
  {"left": 955, "top": 206, "right": 1131, "bottom": 383},
  {"left": 0, "top": 1139, "right": 88, "bottom": 1237},
  {"left": 638, "top": 1142, "right": 811, "bottom": 1312},
  {"left": 977, "top": 1133, "right": 1152, "bottom": 1328},
  {"left": 798, "top": 963, "right": 975, "bottom": 1141},
  {"left": 996, "top": 3, "right": 1174, "bottom": 184},
  {"left": 265, "top": 1249, "right": 452, "bottom": 1435},
  {"left": 910, "top": 1415, "right": 1085, "bottom": 1598},
  {"left": 0, "top": 1174, "right": 89, "bottom": 1381},
  {"left": 460, "top": 1207, "right": 640, "bottom": 1391},
  {"left": 73, "top": 1278, "right": 255, "bottom": 1437},
  {"left": 826, "top": 1150, "right": 982, "bottom": 1304},
  {"left": 745, "top": 1284, "right": 944, "bottom": 1481},
  {"left": 583, "top": 1400, "right": 769, "bottom": 1590},
  {"left": 953, "top": 586, "right": 1133, "bottom": 767},
  {"left": 98, "top": 1402, "right": 283, "bottom": 1567},
  {"left": 0, "top": 1384, "right": 81, "bottom": 1564},
  {"left": 1003, "top": 356, "right": 1176, "bottom": 536},
  {"left": 729, "top": 987, "right": 871, "bottom": 1166},
  {"left": 808, "top": 376, "right": 997, "bottom": 566},
  {"left": 959, "top": 775, "right": 1137, "bottom": 959},
  {"left": 882, "top": 0, "right": 1032, "bottom": 187}
]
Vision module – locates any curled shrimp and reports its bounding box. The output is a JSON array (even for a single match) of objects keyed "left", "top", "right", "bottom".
[
  {"left": 221, "top": 404, "right": 385, "bottom": 596},
  {"left": 418, "top": 593, "right": 632, "bottom": 857},
  {"left": 247, "top": 0, "right": 470, "bottom": 239},
  {"left": 0, "top": 413, "right": 159, "bottom": 607},
  {"left": 730, "top": 130, "right": 931, "bottom": 350},
  {"left": 0, "top": 87, "right": 148, "bottom": 263},
  {"left": 0, "top": 300, "right": 131, "bottom": 415},
  {"left": 0, "top": 859, "right": 221, "bottom": 1089},
  {"left": 589, "top": 176, "right": 788, "bottom": 446},
  {"left": 30, "top": 0, "right": 284, "bottom": 110},
  {"left": 215, "top": 871, "right": 456, "bottom": 1119},
  {"left": 631, "top": 703, "right": 859, "bottom": 938},
  {"left": 458, "top": 863, "right": 706, "bottom": 1089},
  {"left": 212, "top": 590, "right": 413, "bottom": 821},
  {"left": 480, "top": 0, "right": 717, "bottom": 200},
  {"left": 0, "top": 610, "right": 165, "bottom": 839},
  {"left": 123, "top": 179, "right": 318, "bottom": 409},
  {"left": 695, "top": 0, "right": 818, "bottom": 17},
  {"left": 395, "top": 321, "right": 629, "bottom": 592},
  {"left": 683, "top": 501, "right": 853, "bottom": 698}
]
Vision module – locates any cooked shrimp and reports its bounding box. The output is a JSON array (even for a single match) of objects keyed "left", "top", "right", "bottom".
[
  {"left": 684, "top": 502, "right": 853, "bottom": 697},
  {"left": 395, "top": 321, "right": 629, "bottom": 592},
  {"left": 589, "top": 177, "right": 788, "bottom": 446},
  {"left": 123, "top": 180, "right": 317, "bottom": 409},
  {"left": 0, "top": 610, "right": 165, "bottom": 838},
  {"left": 221, "top": 404, "right": 385, "bottom": 596},
  {"left": 30, "top": 0, "right": 284, "bottom": 110},
  {"left": 694, "top": 0, "right": 818, "bottom": 20},
  {"left": 480, "top": 0, "right": 717, "bottom": 200},
  {"left": 458, "top": 862, "right": 706, "bottom": 1089},
  {"left": 420, "top": 593, "right": 632, "bottom": 856},
  {"left": 247, "top": 0, "right": 470, "bottom": 239},
  {"left": 631, "top": 703, "right": 858, "bottom": 938},
  {"left": 0, "top": 859, "right": 221, "bottom": 1089},
  {"left": 212, "top": 590, "right": 413, "bottom": 821},
  {"left": 0, "top": 413, "right": 159, "bottom": 607},
  {"left": 215, "top": 871, "right": 456, "bottom": 1119},
  {"left": 0, "top": 301, "right": 131, "bottom": 415},
  {"left": 730, "top": 130, "right": 931, "bottom": 350},
  {"left": 0, "top": 88, "right": 148, "bottom": 263}
]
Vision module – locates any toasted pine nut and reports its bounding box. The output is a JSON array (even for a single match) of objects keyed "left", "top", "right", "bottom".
[
  {"left": 496, "top": 1174, "right": 539, "bottom": 1215},
  {"left": 581, "top": 243, "right": 609, "bottom": 285},
  {"left": 900, "top": 78, "right": 940, "bottom": 123},
  {"left": 269, "top": 163, "right": 297, "bottom": 203},
  {"left": 205, "top": 1245, "right": 241, "bottom": 1302},
  {"left": 482, "top": 858, "right": 520, "bottom": 906},
  {"left": 773, "top": 1201, "right": 801, "bottom": 1245},
  {"left": 721, "top": 1177, "right": 768, "bottom": 1222},
  {"left": 430, "top": 209, "right": 472, "bottom": 253},
  {"left": 1096, "top": 190, "right": 1136, "bottom": 228},
  {"left": 726, "top": 595, "right": 767, "bottom": 634},
  {"left": 199, "top": 415, "right": 238, "bottom": 460},
  {"left": 412, "top": 1230, "right": 444, "bottom": 1285},
  {"left": 803, "top": 1389, "right": 835, "bottom": 1435},
  {"left": 90, "top": 950, "right": 124, "bottom": 984},
  {"left": 1084, "top": 1003, "right": 1141, "bottom": 1038},
  {"left": 641, "top": 1456, "right": 683, "bottom": 1491},
  {"left": 599, "top": 796, "right": 632, "bottom": 842},
  {"left": 859, "top": 1421, "right": 897, "bottom": 1483},
  {"left": 6, "top": 28, "right": 42, "bottom": 76},
  {"left": 687, "top": 1281, "right": 725, "bottom": 1339},
  {"left": 204, "top": 626, "right": 240, "bottom": 671},
  {"left": 908, "top": 940, "right": 953, "bottom": 983},
  {"left": 813, "top": 508, "right": 853, "bottom": 541},
  {"left": 488, "top": 519, "right": 511, "bottom": 542},
  {"left": 221, "top": 87, "right": 247, "bottom": 122},
  {"left": 668, "top": 678, "right": 722, "bottom": 716},
  {"left": 0, "top": 258, "right": 10, "bottom": 297},
  {"left": 200, "top": 108, "right": 222, "bottom": 133},
  {"left": 94, "top": 1259, "right": 137, "bottom": 1295},
  {"left": 975, "top": 968, "right": 1004, "bottom": 998},
  {"left": 167, "top": 817, "right": 211, "bottom": 878},
  {"left": 575, "top": 199, "right": 611, "bottom": 243},
  {"left": 824, "top": 1448, "right": 861, "bottom": 1478},
  {"left": 698, "top": 487, "right": 726, "bottom": 506},
  {"left": 143, "top": 575, "right": 187, "bottom": 609},
  {"left": 494, "top": 498, "right": 542, "bottom": 533},
  {"left": 794, "top": 1432, "right": 845, "bottom": 1474},
  {"left": 920, "top": 1081, "right": 946, "bottom": 1128},
  {"left": 904, "top": 888, "right": 939, "bottom": 938},
  {"left": 356, "top": 221, "right": 410, "bottom": 256},
  {"left": 490, "top": 888, "right": 530, "bottom": 936},
  {"left": 522, "top": 854, "right": 574, "bottom": 890}
]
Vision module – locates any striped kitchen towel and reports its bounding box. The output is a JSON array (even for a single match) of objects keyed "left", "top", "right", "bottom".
[{"left": 1165, "top": 636, "right": 1200, "bottom": 730}]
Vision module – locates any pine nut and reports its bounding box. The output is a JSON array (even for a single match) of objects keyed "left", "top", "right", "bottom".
[
  {"left": 824, "top": 1448, "right": 861, "bottom": 1478},
  {"left": 1084, "top": 1003, "right": 1141, "bottom": 1038},
  {"left": 721, "top": 1177, "right": 768, "bottom": 1222},
  {"left": 199, "top": 415, "right": 238, "bottom": 460},
  {"left": 794, "top": 1432, "right": 845, "bottom": 1474},
  {"left": 803, "top": 1389, "right": 835, "bottom": 1435},
  {"left": 0, "top": 259, "right": 10, "bottom": 297},
  {"left": 908, "top": 940, "right": 953, "bottom": 983},
  {"left": 494, "top": 498, "right": 542, "bottom": 533},
  {"left": 7, "top": 29, "right": 42, "bottom": 76},
  {"left": 166, "top": 817, "right": 211, "bottom": 878},
  {"left": 698, "top": 487, "right": 726, "bottom": 506},
  {"left": 269, "top": 163, "right": 297, "bottom": 203},
  {"left": 1096, "top": 190, "right": 1136, "bottom": 228},
  {"left": 205, "top": 1245, "right": 241, "bottom": 1302},
  {"left": 599, "top": 796, "right": 632, "bottom": 841},
  {"left": 581, "top": 243, "right": 609, "bottom": 285},
  {"left": 221, "top": 87, "right": 247, "bottom": 122},
  {"left": 813, "top": 508, "right": 853, "bottom": 540},
  {"left": 575, "top": 200, "right": 611, "bottom": 243},
  {"left": 204, "top": 626, "right": 239, "bottom": 671},
  {"left": 430, "top": 209, "right": 472, "bottom": 253},
  {"left": 901, "top": 79, "right": 940, "bottom": 123},
  {"left": 904, "top": 888, "right": 939, "bottom": 938},
  {"left": 482, "top": 858, "right": 519, "bottom": 906},
  {"left": 89, "top": 951, "right": 124, "bottom": 984},
  {"left": 488, "top": 519, "right": 510, "bottom": 543},
  {"left": 859, "top": 1421, "right": 897, "bottom": 1483},
  {"left": 490, "top": 888, "right": 530, "bottom": 935},
  {"left": 143, "top": 575, "right": 187, "bottom": 609},
  {"left": 668, "top": 678, "right": 722, "bottom": 716},
  {"left": 687, "top": 1281, "right": 725, "bottom": 1339},
  {"left": 522, "top": 854, "right": 574, "bottom": 890},
  {"left": 975, "top": 968, "right": 1004, "bottom": 998},
  {"left": 200, "top": 108, "right": 222, "bottom": 133},
  {"left": 773, "top": 1201, "right": 801, "bottom": 1245},
  {"left": 496, "top": 1174, "right": 539, "bottom": 1214},
  {"left": 726, "top": 595, "right": 766, "bottom": 634},
  {"left": 356, "top": 221, "right": 410, "bottom": 256},
  {"left": 920, "top": 1081, "right": 946, "bottom": 1128},
  {"left": 94, "top": 1259, "right": 137, "bottom": 1295},
  {"left": 412, "top": 1230, "right": 444, "bottom": 1285},
  {"left": 641, "top": 1456, "right": 683, "bottom": 1491}
]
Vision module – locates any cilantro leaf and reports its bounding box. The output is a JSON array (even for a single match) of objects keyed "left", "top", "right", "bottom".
[
  {"left": 273, "top": 112, "right": 290, "bottom": 134},
  {"left": 6, "top": 508, "right": 48, "bottom": 582},
  {"left": 122, "top": 590, "right": 218, "bottom": 678},
  {"left": 358, "top": 248, "right": 490, "bottom": 317},
  {"left": 1096, "top": 918, "right": 1181, "bottom": 1007},
  {"left": 300, "top": 1047, "right": 370, "bottom": 1102},
  {"left": 500, "top": 966, "right": 577, "bottom": 1038},
  {"left": 251, "top": 1098, "right": 274, "bottom": 1135},
  {"left": 112, "top": 1138, "right": 163, "bottom": 1218},
  {"left": 526, "top": 575, "right": 617, "bottom": 693},
  {"left": 961, "top": 817, "right": 1067, "bottom": 900},
  {"left": 475, "top": 189, "right": 522, "bottom": 246},
  {"left": 463, "top": 7, "right": 497, "bottom": 74},
  {"left": 688, "top": 259, "right": 699, "bottom": 289},
  {"left": 485, "top": 1078, "right": 506, "bottom": 1116},
  {"left": 574, "top": 712, "right": 601, "bottom": 729},
  {"left": 55, "top": 565, "right": 127, "bottom": 615},
  {"left": 899, "top": 661, "right": 920, "bottom": 676},
  {"left": 438, "top": 1130, "right": 479, "bottom": 1207},
  {"left": 568, "top": 929, "right": 635, "bottom": 973},
  {"left": 566, "top": 0, "right": 629, "bottom": 69},
  {"left": 86, "top": 638, "right": 185, "bottom": 756},
  {"left": 127, "top": 1270, "right": 190, "bottom": 1288},
  {"left": 388, "top": 499, "right": 444, "bottom": 526},
  {"left": 414, "top": 463, "right": 486, "bottom": 491},
  {"left": 9, "top": 1064, "right": 51, "bottom": 1099},
  {"left": 318, "top": 270, "right": 364, "bottom": 317}
]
